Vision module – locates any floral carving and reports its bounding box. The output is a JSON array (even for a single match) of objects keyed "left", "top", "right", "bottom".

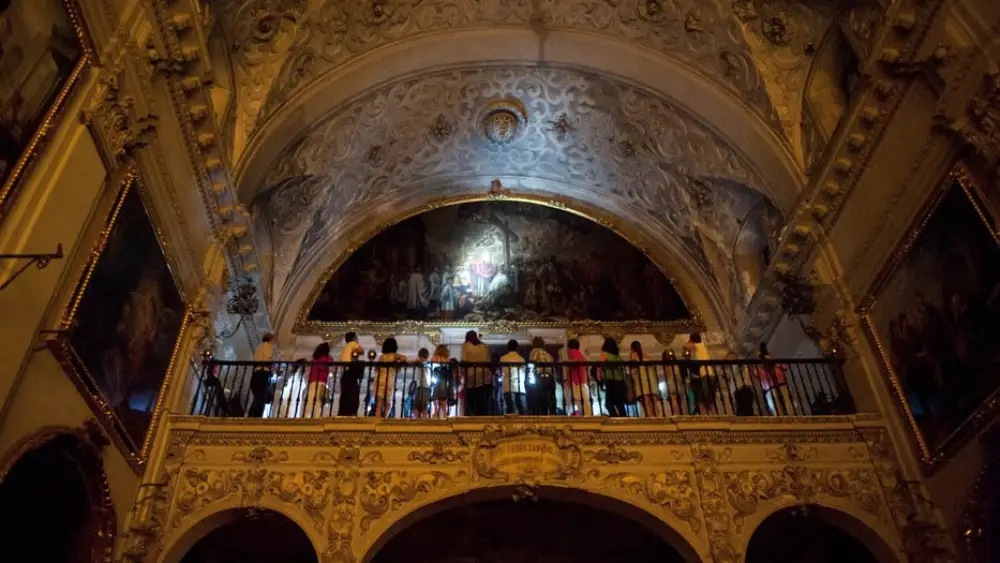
[
  {"left": 605, "top": 471, "right": 702, "bottom": 533},
  {"left": 407, "top": 444, "right": 470, "bottom": 464},
  {"left": 232, "top": 446, "right": 289, "bottom": 464},
  {"left": 584, "top": 445, "right": 643, "bottom": 464},
  {"left": 174, "top": 468, "right": 333, "bottom": 530},
  {"left": 765, "top": 443, "right": 818, "bottom": 463},
  {"left": 358, "top": 470, "right": 462, "bottom": 534},
  {"left": 762, "top": 13, "right": 791, "bottom": 46}
]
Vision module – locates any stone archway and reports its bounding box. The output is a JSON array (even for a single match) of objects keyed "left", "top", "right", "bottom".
[
  {"left": 0, "top": 422, "right": 117, "bottom": 563},
  {"left": 163, "top": 507, "right": 320, "bottom": 563},
  {"left": 363, "top": 486, "right": 703, "bottom": 563},
  {"left": 742, "top": 504, "right": 903, "bottom": 563}
]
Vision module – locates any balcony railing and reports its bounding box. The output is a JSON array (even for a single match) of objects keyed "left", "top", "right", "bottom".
[{"left": 188, "top": 357, "right": 854, "bottom": 419}]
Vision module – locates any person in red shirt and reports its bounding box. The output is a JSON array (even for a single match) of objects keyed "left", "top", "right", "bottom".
[{"left": 564, "top": 339, "right": 592, "bottom": 416}]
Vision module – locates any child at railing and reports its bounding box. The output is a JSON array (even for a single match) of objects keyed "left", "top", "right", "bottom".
[
  {"left": 413, "top": 348, "right": 431, "bottom": 419},
  {"left": 375, "top": 338, "right": 406, "bottom": 419},
  {"left": 629, "top": 341, "right": 657, "bottom": 418}
]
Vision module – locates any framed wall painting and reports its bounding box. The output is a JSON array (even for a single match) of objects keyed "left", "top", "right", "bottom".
[
  {"left": 48, "top": 173, "right": 189, "bottom": 472},
  {"left": 860, "top": 165, "right": 1000, "bottom": 471},
  {"left": 0, "top": 0, "right": 93, "bottom": 221}
]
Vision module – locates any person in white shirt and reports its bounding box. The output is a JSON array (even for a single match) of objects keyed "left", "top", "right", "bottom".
[
  {"left": 500, "top": 339, "right": 527, "bottom": 414},
  {"left": 249, "top": 333, "right": 276, "bottom": 417},
  {"left": 337, "top": 332, "right": 364, "bottom": 416}
]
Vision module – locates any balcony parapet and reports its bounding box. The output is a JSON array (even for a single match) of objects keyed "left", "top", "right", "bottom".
[{"left": 120, "top": 413, "right": 944, "bottom": 563}]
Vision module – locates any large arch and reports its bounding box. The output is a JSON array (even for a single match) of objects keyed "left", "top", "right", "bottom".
[
  {"left": 359, "top": 484, "right": 705, "bottom": 563},
  {"left": 739, "top": 501, "right": 904, "bottom": 563},
  {"left": 159, "top": 502, "right": 324, "bottom": 563},
  {"left": 286, "top": 193, "right": 721, "bottom": 336},
  {"left": 0, "top": 424, "right": 117, "bottom": 563}
]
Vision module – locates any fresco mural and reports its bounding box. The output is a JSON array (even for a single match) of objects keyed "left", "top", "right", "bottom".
[
  {"left": 0, "top": 0, "right": 83, "bottom": 187},
  {"left": 308, "top": 201, "right": 691, "bottom": 323},
  {"left": 66, "top": 185, "right": 186, "bottom": 452},
  {"left": 867, "top": 181, "right": 1000, "bottom": 456}
]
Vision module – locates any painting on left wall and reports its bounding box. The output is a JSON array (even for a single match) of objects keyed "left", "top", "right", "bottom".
[
  {"left": 54, "top": 178, "right": 187, "bottom": 466},
  {"left": 0, "top": 0, "right": 86, "bottom": 208}
]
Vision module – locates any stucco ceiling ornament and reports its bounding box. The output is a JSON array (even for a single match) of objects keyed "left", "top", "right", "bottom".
[
  {"left": 733, "top": 0, "right": 838, "bottom": 163},
  {"left": 240, "top": 0, "right": 781, "bottom": 135},
  {"left": 478, "top": 98, "right": 528, "bottom": 146},
  {"left": 252, "top": 66, "right": 775, "bottom": 327}
]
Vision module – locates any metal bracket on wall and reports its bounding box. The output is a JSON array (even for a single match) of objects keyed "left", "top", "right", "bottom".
[{"left": 0, "top": 244, "right": 64, "bottom": 292}]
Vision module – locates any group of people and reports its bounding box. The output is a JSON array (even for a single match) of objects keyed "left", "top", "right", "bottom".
[{"left": 244, "top": 331, "right": 801, "bottom": 419}]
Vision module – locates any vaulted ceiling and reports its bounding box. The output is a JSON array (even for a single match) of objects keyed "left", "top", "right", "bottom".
[{"left": 204, "top": 0, "right": 861, "bottom": 339}]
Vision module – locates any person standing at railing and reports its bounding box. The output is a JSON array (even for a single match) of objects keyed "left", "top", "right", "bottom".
[
  {"left": 756, "top": 343, "right": 792, "bottom": 416},
  {"left": 413, "top": 348, "right": 432, "bottom": 419},
  {"left": 375, "top": 338, "right": 406, "bottom": 419},
  {"left": 598, "top": 338, "right": 627, "bottom": 417},
  {"left": 248, "top": 333, "right": 276, "bottom": 418},
  {"left": 683, "top": 333, "right": 715, "bottom": 415},
  {"left": 337, "top": 332, "right": 365, "bottom": 417},
  {"left": 528, "top": 337, "right": 555, "bottom": 415},
  {"left": 565, "top": 339, "right": 591, "bottom": 416},
  {"left": 430, "top": 345, "right": 453, "bottom": 418},
  {"left": 629, "top": 341, "right": 658, "bottom": 418},
  {"left": 304, "top": 342, "right": 333, "bottom": 418},
  {"left": 500, "top": 339, "right": 527, "bottom": 414},
  {"left": 462, "top": 330, "right": 491, "bottom": 416},
  {"left": 660, "top": 350, "right": 681, "bottom": 416}
]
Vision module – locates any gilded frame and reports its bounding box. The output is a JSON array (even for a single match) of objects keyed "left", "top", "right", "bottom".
[
  {"left": 859, "top": 163, "right": 1000, "bottom": 472},
  {"left": 46, "top": 173, "right": 190, "bottom": 473},
  {"left": 0, "top": 0, "right": 95, "bottom": 221},
  {"left": 294, "top": 192, "right": 707, "bottom": 337}
]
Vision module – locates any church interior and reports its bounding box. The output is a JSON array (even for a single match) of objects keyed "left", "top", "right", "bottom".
[{"left": 0, "top": 0, "right": 999, "bottom": 561}]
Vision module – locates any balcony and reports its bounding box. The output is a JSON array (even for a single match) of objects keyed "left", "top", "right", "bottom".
[{"left": 188, "top": 357, "right": 854, "bottom": 420}]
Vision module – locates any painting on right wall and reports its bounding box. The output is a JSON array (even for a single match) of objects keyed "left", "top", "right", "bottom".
[{"left": 863, "top": 169, "right": 1000, "bottom": 467}]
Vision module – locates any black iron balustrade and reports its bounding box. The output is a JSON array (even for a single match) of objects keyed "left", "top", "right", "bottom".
[{"left": 187, "top": 356, "right": 854, "bottom": 420}]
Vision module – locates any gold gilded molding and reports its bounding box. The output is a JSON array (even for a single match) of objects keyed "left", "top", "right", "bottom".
[
  {"left": 46, "top": 171, "right": 193, "bottom": 473},
  {"left": 858, "top": 161, "right": 1000, "bottom": 471},
  {"left": 294, "top": 192, "right": 707, "bottom": 336},
  {"left": 0, "top": 57, "right": 92, "bottom": 221}
]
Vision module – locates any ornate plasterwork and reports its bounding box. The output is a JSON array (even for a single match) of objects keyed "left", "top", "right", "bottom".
[
  {"left": 209, "top": 0, "right": 787, "bottom": 159},
  {"left": 250, "top": 66, "right": 777, "bottom": 334},
  {"left": 734, "top": 0, "right": 840, "bottom": 164},
  {"left": 120, "top": 416, "right": 927, "bottom": 563}
]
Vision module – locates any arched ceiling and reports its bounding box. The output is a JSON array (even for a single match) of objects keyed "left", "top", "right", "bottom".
[
  {"left": 250, "top": 65, "right": 780, "bottom": 338},
  {"left": 207, "top": 0, "right": 842, "bottom": 168}
]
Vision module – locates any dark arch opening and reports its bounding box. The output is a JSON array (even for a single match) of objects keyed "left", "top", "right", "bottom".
[
  {"left": 179, "top": 508, "right": 318, "bottom": 563},
  {"left": 368, "top": 488, "right": 694, "bottom": 563},
  {"left": 0, "top": 434, "right": 106, "bottom": 563},
  {"left": 746, "top": 506, "right": 894, "bottom": 563}
]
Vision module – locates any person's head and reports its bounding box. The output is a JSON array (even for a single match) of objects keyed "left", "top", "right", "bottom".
[
  {"left": 507, "top": 339, "right": 519, "bottom": 352},
  {"left": 465, "top": 330, "right": 481, "bottom": 345},
  {"left": 689, "top": 332, "right": 702, "bottom": 344},
  {"left": 418, "top": 347, "right": 430, "bottom": 360},
  {"left": 630, "top": 340, "right": 643, "bottom": 359},
  {"left": 382, "top": 338, "right": 398, "bottom": 354},
  {"left": 602, "top": 337, "right": 619, "bottom": 356},
  {"left": 532, "top": 336, "right": 545, "bottom": 349},
  {"left": 262, "top": 333, "right": 274, "bottom": 343},
  {"left": 434, "top": 344, "right": 449, "bottom": 358},
  {"left": 758, "top": 342, "right": 770, "bottom": 358},
  {"left": 313, "top": 342, "right": 331, "bottom": 359},
  {"left": 345, "top": 332, "right": 357, "bottom": 343},
  {"left": 568, "top": 338, "right": 580, "bottom": 351}
]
